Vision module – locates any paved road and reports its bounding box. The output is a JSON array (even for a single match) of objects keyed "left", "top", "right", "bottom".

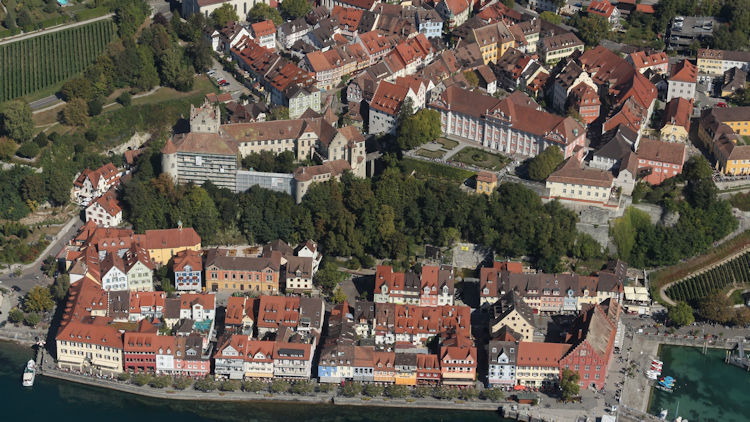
[
  {"left": 30, "top": 95, "right": 62, "bottom": 111},
  {"left": 1, "top": 217, "right": 83, "bottom": 295},
  {"left": 0, "top": 13, "right": 114, "bottom": 46}
]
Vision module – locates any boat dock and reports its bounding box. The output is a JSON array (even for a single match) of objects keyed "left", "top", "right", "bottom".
[{"left": 725, "top": 341, "right": 750, "bottom": 371}]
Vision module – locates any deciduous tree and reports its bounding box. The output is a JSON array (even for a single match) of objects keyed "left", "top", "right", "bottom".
[
  {"left": 24, "top": 286, "right": 54, "bottom": 313},
  {"left": 0, "top": 100, "right": 33, "bottom": 142},
  {"left": 527, "top": 146, "right": 563, "bottom": 181},
  {"left": 668, "top": 302, "right": 695, "bottom": 327}
]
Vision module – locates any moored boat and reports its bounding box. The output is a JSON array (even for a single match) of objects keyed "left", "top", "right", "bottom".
[{"left": 22, "top": 359, "right": 35, "bottom": 387}]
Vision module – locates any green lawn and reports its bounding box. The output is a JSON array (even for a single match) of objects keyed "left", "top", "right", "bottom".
[
  {"left": 451, "top": 147, "right": 510, "bottom": 170},
  {"left": 436, "top": 138, "right": 459, "bottom": 149},
  {"left": 400, "top": 158, "right": 475, "bottom": 182},
  {"left": 416, "top": 148, "right": 445, "bottom": 159}
]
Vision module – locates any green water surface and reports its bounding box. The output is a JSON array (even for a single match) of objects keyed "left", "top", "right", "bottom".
[{"left": 648, "top": 345, "right": 750, "bottom": 422}]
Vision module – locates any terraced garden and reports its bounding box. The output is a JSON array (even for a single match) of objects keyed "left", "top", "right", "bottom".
[{"left": 0, "top": 19, "right": 116, "bottom": 101}]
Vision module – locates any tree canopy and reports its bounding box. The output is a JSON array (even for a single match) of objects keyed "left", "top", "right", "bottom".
[
  {"left": 249, "top": 3, "right": 284, "bottom": 26},
  {"left": 0, "top": 100, "right": 33, "bottom": 142},
  {"left": 281, "top": 0, "right": 312, "bottom": 19},
  {"left": 210, "top": 3, "right": 239, "bottom": 29},
  {"left": 527, "top": 146, "right": 563, "bottom": 181},
  {"left": 396, "top": 108, "right": 442, "bottom": 150},
  {"left": 560, "top": 368, "right": 580, "bottom": 401},
  {"left": 668, "top": 302, "right": 695, "bottom": 326},
  {"left": 570, "top": 14, "right": 609, "bottom": 46}
]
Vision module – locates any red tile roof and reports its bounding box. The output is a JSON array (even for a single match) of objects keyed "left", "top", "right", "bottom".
[
  {"left": 369, "top": 80, "right": 409, "bottom": 115},
  {"left": 124, "top": 332, "right": 175, "bottom": 354},
  {"left": 89, "top": 189, "right": 122, "bottom": 217},
  {"left": 129, "top": 291, "right": 166, "bottom": 313},
  {"left": 588, "top": 0, "right": 616, "bottom": 18},
  {"left": 332, "top": 6, "right": 363, "bottom": 31},
  {"left": 58, "top": 319, "right": 123, "bottom": 349},
  {"left": 73, "top": 163, "right": 119, "bottom": 189},
  {"left": 173, "top": 249, "right": 202, "bottom": 272},
  {"left": 251, "top": 20, "right": 276, "bottom": 37},
  {"left": 662, "top": 97, "right": 692, "bottom": 131},
  {"left": 636, "top": 138, "right": 686, "bottom": 165},
  {"left": 142, "top": 227, "right": 201, "bottom": 250},
  {"left": 670, "top": 59, "right": 697, "bottom": 84},
  {"left": 516, "top": 342, "right": 571, "bottom": 367},
  {"left": 628, "top": 51, "right": 668, "bottom": 71}
]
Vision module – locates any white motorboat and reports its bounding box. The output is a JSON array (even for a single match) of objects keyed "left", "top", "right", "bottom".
[
  {"left": 22, "top": 359, "right": 35, "bottom": 387},
  {"left": 659, "top": 409, "right": 668, "bottom": 420}
]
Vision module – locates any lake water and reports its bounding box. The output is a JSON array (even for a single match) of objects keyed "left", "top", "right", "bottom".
[
  {"left": 648, "top": 345, "right": 750, "bottom": 422},
  {"left": 0, "top": 341, "right": 504, "bottom": 422}
]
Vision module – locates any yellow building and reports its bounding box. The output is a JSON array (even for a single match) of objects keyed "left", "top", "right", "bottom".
[
  {"left": 515, "top": 342, "right": 571, "bottom": 388},
  {"left": 470, "top": 22, "right": 514, "bottom": 65},
  {"left": 699, "top": 106, "right": 750, "bottom": 175},
  {"left": 393, "top": 354, "right": 418, "bottom": 386},
  {"left": 141, "top": 227, "right": 201, "bottom": 266},
  {"left": 660, "top": 97, "right": 692, "bottom": 143},
  {"left": 697, "top": 49, "right": 750, "bottom": 77},
  {"left": 56, "top": 321, "right": 123, "bottom": 376},
  {"left": 476, "top": 171, "right": 498, "bottom": 195},
  {"left": 489, "top": 291, "right": 537, "bottom": 342}
]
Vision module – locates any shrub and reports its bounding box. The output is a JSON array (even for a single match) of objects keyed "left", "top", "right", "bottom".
[
  {"left": 194, "top": 376, "right": 217, "bottom": 392},
  {"left": 270, "top": 379, "right": 290, "bottom": 393},
  {"left": 359, "top": 254, "right": 376, "bottom": 268},
  {"left": 459, "top": 387, "right": 479, "bottom": 401},
  {"left": 117, "top": 92, "right": 132, "bottom": 107},
  {"left": 220, "top": 380, "right": 240, "bottom": 391},
  {"left": 482, "top": 388, "right": 504, "bottom": 402},
  {"left": 23, "top": 312, "right": 41, "bottom": 327},
  {"left": 149, "top": 375, "right": 172, "bottom": 389},
  {"left": 413, "top": 385, "right": 432, "bottom": 398},
  {"left": 242, "top": 379, "right": 265, "bottom": 393},
  {"left": 33, "top": 132, "right": 48, "bottom": 148},
  {"left": 117, "top": 372, "right": 131, "bottom": 382},
  {"left": 385, "top": 384, "right": 409, "bottom": 398},
  {"left": 8, "top": 308, "right": 24, "bottom": 323},
  {"left": 341, "top": 381, "right": 362, "bottom": 397},
  {"left": 16, "top": 142, "right": 40, "bottom": 158},
  {"left": 133, "top": 373, "right": 152, "bottom": 386},
  {"left": 434, "top": 386, "right": 459, "bottom": 400},
  {"left": 87, "top": 97, "right": 105, "bottom": 116},
  {"left": 363, "top": 384, "right": 384, "bottom": 397},
  {"left": 291, "top": 380, "right": 315, "bottom": 395},
  {"left": 317, "top": 383, "right": 336, "bottom": 393},
  {"left": 173, "top": 377, "right": 192, "bottom": 390}
]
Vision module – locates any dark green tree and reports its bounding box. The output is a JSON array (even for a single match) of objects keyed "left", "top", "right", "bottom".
[
  {"left": 248, "top": 3, "right": 284, "bottom": 25},
  {"left": 281, "top": 0, "right": 312, "bottom": 19},
  {"left": 211, "top": 3, "right": 240, "bottom": 28},
  {"left": 668, "top": 302, "right": 695, "bottom": 326},
  {"left": 528, "top": 146, "right": 563, "bottom": 181},
  {"left": 560, "top": 368, "right": 580, "bottom": 401},
  {"left": 0, "top": 100, "right": 33, "bottom": 142}
]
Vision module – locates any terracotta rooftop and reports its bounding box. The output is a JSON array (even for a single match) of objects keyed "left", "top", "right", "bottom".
[
  {"left": 670, "top": 59, "right": 697, "bottom": 83},
  {"left": 636, "top": 138, "right": 686, "bottom": 165},
  {"left": 547, "top": 156, "right": 614, "bottom": 188},
  {"left": 662, "top": 97, "right": 692, "bottom": 130}
]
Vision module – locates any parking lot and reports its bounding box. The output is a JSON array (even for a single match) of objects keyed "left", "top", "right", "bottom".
[{"left": 207, "top": 58, "right": 248, "bottom": 99}]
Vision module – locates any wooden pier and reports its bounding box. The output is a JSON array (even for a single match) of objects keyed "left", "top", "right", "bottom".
[{"left": 725, "top": 341, "right": 750, "bottom": 371}]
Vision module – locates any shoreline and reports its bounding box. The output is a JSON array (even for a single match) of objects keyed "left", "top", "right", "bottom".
[{"left": 40, "top": 369, "right": 501, "bottom": 412}]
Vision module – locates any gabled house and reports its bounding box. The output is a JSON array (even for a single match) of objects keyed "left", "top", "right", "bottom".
[
  {"left": 225, "top": 296, "right": 256, "bottom": 334},
  {"left": 488, "top": 339, "right": 518, "bottom": 387},
  {"left": 173, "top": 249, "right": 203, "bottom": 292},
  {"left": 587, "top": 0, "right": 620, "bottom": 26},
  {"left": 489, "top": 291, "right": 537, "bottom": 342},
  {"left": 251, "top": 20, "right": 276, "bottom": 50},
  {"left": 661, "top": 97, "right": 692, "bottom": 143},
  {"left": 667, "top": 59, "right": 698, "bottom": 102},
  {"left": 72, "top": 163, "right": 120, "bottom": 206},
  {"left": 101, "top": 252, "right": 128, "bottom": 291},
  {"left": 85, "top": 188, "right": 122, "bottom": 228},
  {"left": 435, "top": 0, "right": 472, "bottom": 30},
  {"left": 559, "top": 299, "right": 621, "bottom": 389},
  {"left": 124, "top": 245, "right": 154, "bottom": 292},
  {"left": 440, "top": 343, "right": 477, "bottom": 385},
  {"left": 420, "top": 265, "right": 455, "bottom": 307},
  {"left": 636, "top": 138, "right": 686, "bottom": 185}
]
